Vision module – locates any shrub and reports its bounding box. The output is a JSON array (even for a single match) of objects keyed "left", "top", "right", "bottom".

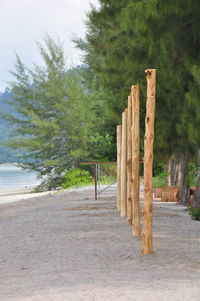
[
  {"left": 188, "top": 207, "right": 200, "bottom": 221},
  {"left": 153, "top": 171, "right": 167, "bottom": 188},
  {"left": 62, "top": 168, "right": 93, "bottom": 189}
]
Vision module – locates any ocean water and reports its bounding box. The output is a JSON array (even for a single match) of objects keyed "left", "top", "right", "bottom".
[{"left": 0, "top": 163, "right": 41, "bottom": 192}]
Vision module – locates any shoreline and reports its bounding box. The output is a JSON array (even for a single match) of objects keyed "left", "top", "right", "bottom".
[
  {"left": 0, "top": 184, "right": 114, "bottom": 206},
  {"left": 0, "top": 185, "right": 94, "bottom": 206},
  {"left": 0, "top": 186, "right": 37, "bottom": 196},
  {"left": 0, "top": 186, "right": 57, "bottom": 205}
]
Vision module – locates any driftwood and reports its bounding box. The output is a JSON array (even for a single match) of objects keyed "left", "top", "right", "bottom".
[
  {"left": 161, "top": 186, "right": 180, "bottom": 202},
  {"left": 155, "top": 185, "right": 197, "bottom": 204},
  {"left": 190, "top": 186, "right": 196, "bottom": 194},
  {"left": 154, "top": 186, "right": 169, "bottom": 198},
  {"left": 187, "top": 187, "right": 196, "bottom": 207},
  {"left": 154, "top": 186, "right": 180, "bottom": 202},
  {"left": 188, "top": 194, "right": 195, "bottom": 207}
]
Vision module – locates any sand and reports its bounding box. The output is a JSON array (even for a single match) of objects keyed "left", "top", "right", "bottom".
[
  {"left": 0, "top": 184, "right": 200, "bottom": 301},
  {"left": 0, "top": 187, "right": 57, "bottom": 205}
]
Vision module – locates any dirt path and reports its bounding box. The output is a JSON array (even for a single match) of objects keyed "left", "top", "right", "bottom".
[{"left": 0, "top": 185, "right": 200, "bottom": 301}]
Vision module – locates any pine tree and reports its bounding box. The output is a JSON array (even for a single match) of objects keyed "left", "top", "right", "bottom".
[
  {"left": 3, "top": 37, "right": 95, "bottom": 189},
  {"left": 184, "top": 65, "right": 200, "bottom": 206},
  {"left": 76, "top": 0, "right": 200, "bottom": 202}
]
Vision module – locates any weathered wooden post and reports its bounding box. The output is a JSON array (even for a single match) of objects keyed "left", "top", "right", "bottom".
[
  {"left": 121, "top": 109, "right": 127, "bottom": 217},
  {"left": 94, "top": 164, "right": 98, "bottom": 200},
  {"left": 131, "top": 85, "right": 140, "bottom": 236},
  {"left": 127, "top": 96, "right": 132, "bottom": 225},
  {"left": 117, "top": 125, "right": 122, "bottom": 212},
  {"left": 142, "top": 69, "right": 156, "bottom": 255}
]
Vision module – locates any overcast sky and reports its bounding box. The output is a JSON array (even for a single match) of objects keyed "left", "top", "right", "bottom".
[{"left": 0, "top": 0, "right": 99, "bottom": 91}]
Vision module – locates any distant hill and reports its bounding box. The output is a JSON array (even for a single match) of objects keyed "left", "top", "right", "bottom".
[{"left": 0, "top": 88, "right": 22, "bottom": 163}]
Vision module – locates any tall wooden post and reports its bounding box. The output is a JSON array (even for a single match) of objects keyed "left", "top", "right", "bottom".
[
  {"left": 131, "top": 85, "right": 140, "bottom": 236},
  {"left": 117, "top": 125, "right": 122, "bottom": 212},
  {"left": 94, "top": 164, "right": 97, "bottom": 200},
  {"left": 121, "top": 109, "right": 127, "bottom": 217},
  {"left": 142, "top": 69, "right": 156, "bottom": 255},
  {"left": 127, "top": 97, "right": 132, "bottom": 225}
]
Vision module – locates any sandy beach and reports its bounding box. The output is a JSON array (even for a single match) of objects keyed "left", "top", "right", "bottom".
[
  {"left": 0, "top": 187, "right": 56, "bottom": 205},
  {"left": 0, "top": 184, "right": 200, "bottom": 301}
]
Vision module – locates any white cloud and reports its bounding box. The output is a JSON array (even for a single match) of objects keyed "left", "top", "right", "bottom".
[{"left": 0, "top": 0, "right": 99, "bottom": 90}]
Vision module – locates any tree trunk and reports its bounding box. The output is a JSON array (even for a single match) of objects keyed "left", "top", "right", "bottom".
[
  {"left": 194, "top": 149, "right": 200, "bottom": 207},
  {"left": 168, "top": 158, "right": 181, "bottom": 186},
  {"left": 179, "top": 154, "right": 190, "bottom": 205}
]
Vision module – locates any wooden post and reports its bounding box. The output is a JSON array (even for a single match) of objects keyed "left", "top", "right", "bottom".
[
  {"left": 94, "top": 164, "right": 97, "bottom": 200},
  {"left": 127, "top": 97, "right": 132, "bottom": 225},
  {"left": 121, "top": 109, "right": 127, "bottom": 217},
  {"left": 117, "top": 125, "right": 122, "bottom": 212},
  {"left": 131, "top": 85, "right": 140, "bottom": 236},
  {"left": 142, "top": 69, "right": 156, "bottom": 255}
]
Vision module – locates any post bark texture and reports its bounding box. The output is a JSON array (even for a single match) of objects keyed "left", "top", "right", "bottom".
[
  {"left": 127, "top": 97, "right": 132, "bottom": 225},
  {"left": 131, "top": 85, "right": 140, "bottom": 236},
  {"left": 117, "top": 125, "right": 122, "bottom": 211},
  {"left": 121, "top": 110, "right": 127, "bottom": 217},
  {"left": 142, "top": 69, "right": 156, "bottom": 255},
  {"left": 94, "top": 164, "right": 97, "bottom": 201}
]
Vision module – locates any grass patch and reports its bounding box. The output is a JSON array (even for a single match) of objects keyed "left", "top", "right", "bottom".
[{"left": 153, "top": 171, "right": 167, "bottom": 188}]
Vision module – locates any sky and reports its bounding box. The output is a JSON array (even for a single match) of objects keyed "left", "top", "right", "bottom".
[{"left": 0, "top": 0, "right": 99, "bottom": 91}]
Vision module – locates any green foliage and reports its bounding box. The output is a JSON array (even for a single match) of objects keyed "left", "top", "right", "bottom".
[
  {"left": 1, "top": 36, "right": 101, "bottom": 187},
  {"left": 153, "top": 162, "right": 167, "bottom": 188},
  {"left": 153, "top": 171, "right": 167, "bottom": 188},
  {"left": 182, "top": 64, "right": 200, "bottom": 155},
  {"left": 75, "top": 0, "right": 200, "bottom": 202},
  {"left": 0, "top": 36, "right": 119, "bottom": 188},
  {"left": 153, "top": 162, "right": 165, "bottom": 177},
  {"left": 189, "top": 162, "right": 197, "bottom": 187},
  {"left": 75, "top": 0, "right": 200, "bottom": 164},
  {"left": 188, "top": 207, "right": 200, "bottom": 221},
  {"left": 0, "top": 89, "right": 22, "bottom": 163},
  {"left": 2, "top": 1, "right": 200, "bottom": 192},
  {"left": 62, "top": 168, "right": 93, "bottom": 189},
  {"left": 89, "top": 133, "right": 116, "bottom": 162}
]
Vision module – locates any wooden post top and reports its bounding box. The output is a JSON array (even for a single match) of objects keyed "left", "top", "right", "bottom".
[
  {"left": 145, "top": 69, "right": 156, "bottom": 78},
  {"left": 131, "top": 85, "right": 139, "bottom": 92}
]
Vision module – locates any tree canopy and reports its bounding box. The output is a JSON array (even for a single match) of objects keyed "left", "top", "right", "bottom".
[
  {"left": 2, "top": 36, "right": 116, "bottom": 188},
  {"left": 75, "top": 0, "right": 200, "bottom": 162}
]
